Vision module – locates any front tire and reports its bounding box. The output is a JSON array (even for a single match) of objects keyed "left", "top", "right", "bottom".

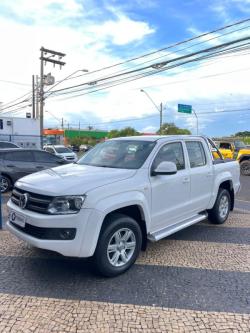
[
  {"left": 93, "top": 213, "right": 142, "bottom": 277},
  {"left": 240, "top": 160, "right": 250, "bottom": 176},
  {"left": 0, "top": 175, "right": 11, "bottom": 193},
  {"left": 208, "top": 188, "right": 231, "bottom": 224}
]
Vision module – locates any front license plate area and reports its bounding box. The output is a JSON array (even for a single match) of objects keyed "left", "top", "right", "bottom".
[{"left": 9, "top": 211, "right": 26, "bottom": 228}]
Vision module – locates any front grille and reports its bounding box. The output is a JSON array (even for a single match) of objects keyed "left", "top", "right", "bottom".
[
  {"left": 11, "top": 187, "right": 53, "bottom": 214},
  {"left": 66, "top": 156, "right": 74, "bottom": 160}
]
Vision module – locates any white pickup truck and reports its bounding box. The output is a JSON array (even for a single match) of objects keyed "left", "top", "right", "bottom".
[{"left": 7, "top": 136, "right": 240, "bottom": 276}]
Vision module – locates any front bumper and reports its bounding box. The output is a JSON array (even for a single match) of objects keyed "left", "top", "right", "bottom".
[{"left": 6, "top": 199, "right": 103, "bottom": 257}]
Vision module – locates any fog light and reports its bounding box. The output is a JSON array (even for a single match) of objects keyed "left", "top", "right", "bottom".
[{"left": 59, "top": 229, "right": 75, "bottom": 240}]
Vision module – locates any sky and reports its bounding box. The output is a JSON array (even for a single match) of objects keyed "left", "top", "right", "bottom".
[{"left": 0, "top": 0, "right": 249, "bottom": 137}]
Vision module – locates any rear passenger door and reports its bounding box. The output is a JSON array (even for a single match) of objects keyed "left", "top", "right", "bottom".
[
  {"left": 185, "top": 140, "right": 213, "bottom": 213},
  {"left": 4, "top": 151, "right": 36, "bottom": 181}
]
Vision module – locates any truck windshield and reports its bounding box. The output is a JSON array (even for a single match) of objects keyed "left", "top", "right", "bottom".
[
  {"left": 77, "top": 140, "right": 156, "bottom": 169},
  {"left": 234, "top": 141, "right": 246, "bottom": 149}
]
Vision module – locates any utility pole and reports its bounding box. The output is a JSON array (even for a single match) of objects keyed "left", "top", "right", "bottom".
[
  {"left": 61, "top": 117, "right": 64, "bottom": 129},
  {"left": 39, "top": 47, "right": 66, "bottom": 148},
  {"left": 32, "top": 75, "right": 35, "bottom": 118},
  {"left": 35, "top": 75, "right": 39, "bottom": 118}
]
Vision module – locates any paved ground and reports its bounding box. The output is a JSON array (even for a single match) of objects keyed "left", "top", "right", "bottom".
[{"left": 0, "top": 178, "right": 249, "bottom": 332}]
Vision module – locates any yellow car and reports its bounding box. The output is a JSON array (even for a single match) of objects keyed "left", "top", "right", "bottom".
[{"left": 216, "top": 140, "right": 250, "bottom": 176}]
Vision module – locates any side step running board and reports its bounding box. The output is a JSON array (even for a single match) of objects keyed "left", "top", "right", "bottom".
[{"left": 148, "top": 213, "right": 208, "bottom": 242}]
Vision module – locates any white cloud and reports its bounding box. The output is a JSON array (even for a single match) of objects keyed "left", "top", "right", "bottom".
[
  {"left": 0, "top": 0, "right": 249, "bottom": 137},
  {"left": 88, "top": 13, "right": 155, "bottom": 46}
]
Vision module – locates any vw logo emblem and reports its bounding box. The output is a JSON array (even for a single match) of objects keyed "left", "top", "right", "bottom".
[{"left": 19, "top": 193, "right": 29, "bottom": 209}]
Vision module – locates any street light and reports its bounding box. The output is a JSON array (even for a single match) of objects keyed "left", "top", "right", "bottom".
[
  {"left": 44, "top": 68, "right": 89, "bottom": 98},
  {"left": 140, "top": 89, "right": 163, "bottom": 134}
]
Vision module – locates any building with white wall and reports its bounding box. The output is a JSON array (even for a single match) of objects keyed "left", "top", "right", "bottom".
[{"left": 0, "top": 116, "right": 40, "bottom": 148}]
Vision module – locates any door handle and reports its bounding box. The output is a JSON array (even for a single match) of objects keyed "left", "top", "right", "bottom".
[
  {"left": 6, "top": 165, "right": 15, "bottom": 168},
  {"left": 206, "top": 172, "right": 213, "bottom": 177},
  {"left": 182, "top": 177, "right": 190, "bottom": 184},
  {"left": 36, "top": 166, "right": 44, "bottom": 169}
]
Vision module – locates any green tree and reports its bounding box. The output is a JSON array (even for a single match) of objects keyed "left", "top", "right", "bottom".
[
  {"left": 108, "top": 127, "right": 140, "bottom": 138},
  {"left": 234, "top": 131, "right": 250, "bottom": 137},
  {"left": 157, "top": 123, "right": 191, "bottom": 135}
]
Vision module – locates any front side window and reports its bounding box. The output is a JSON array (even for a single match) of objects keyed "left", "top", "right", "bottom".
[
  {"left": 186, "top": 141, "right": 206, "bottom": 168},
  {"left": 219, "top": 142, "right": 232, "bottom": 150},
  {"left": 34, "top": 151, "right": 61, "bottom": 163},
  {"left": 152, "top": 142, "right": 185, "bottom": 170},
  {"left": 78, "top": 140, "right": 156, "bottom": 169}
]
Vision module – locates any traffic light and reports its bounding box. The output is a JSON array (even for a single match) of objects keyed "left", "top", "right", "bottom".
[{"left": 0, "top": 119, "right": 3, "bottom": 130}]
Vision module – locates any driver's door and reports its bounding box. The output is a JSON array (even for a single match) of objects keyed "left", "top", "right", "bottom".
[{"left": 150, "top": 142, "right": 191, "bottom": 232}]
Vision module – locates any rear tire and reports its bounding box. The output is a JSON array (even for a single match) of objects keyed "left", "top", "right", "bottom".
[
  {"left": 93, "top": 213, "right": 142, "bottom": 277},
  {"left": 0, "top": 175, "right": 11, "bottom": 193},
  {"left": 240, "top": 160, "right": 250, "bottom": 176},
  {"left": 208, "top": 188, "right": 231, "bottom": 224}
]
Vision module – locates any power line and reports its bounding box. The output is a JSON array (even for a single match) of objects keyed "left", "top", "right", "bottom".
[
  {"left": 47, "top": 41, "right": 250, "bottom": 102},
  {"left": 47, "top": 36, "right": 250, "bottom": 96}
]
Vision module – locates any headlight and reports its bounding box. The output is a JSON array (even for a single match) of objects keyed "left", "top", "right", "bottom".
[{"left": 47, "top": 195, "right": 86, "bottom": 215}]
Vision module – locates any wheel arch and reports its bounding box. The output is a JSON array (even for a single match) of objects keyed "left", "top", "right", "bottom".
[
  {"left": 218, "top": 180, "right": 234, "bottom": 211},
  {"left": 239, "top": 154, "right": 250, "bottom": 163},
  {"left": 101, "top": 205, "right": 148, "bottom": 250}
]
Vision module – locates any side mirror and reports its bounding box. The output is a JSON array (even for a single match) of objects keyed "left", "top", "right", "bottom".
[{"left": 151, "top": 161, "right": 177, "bottom": 176}]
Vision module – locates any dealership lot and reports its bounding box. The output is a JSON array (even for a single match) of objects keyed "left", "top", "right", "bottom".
[{"left": 0, "top": 178, "right": 249, "bottom": 332}]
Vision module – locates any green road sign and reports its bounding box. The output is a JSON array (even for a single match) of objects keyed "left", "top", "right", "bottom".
[{"left": 178, "top": 104, "right": 192, "bottom": 114}]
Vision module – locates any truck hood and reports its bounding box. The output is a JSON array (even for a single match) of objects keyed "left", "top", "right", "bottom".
[{"left": 15, "top": 163, "right": 137, "bottom": 196}]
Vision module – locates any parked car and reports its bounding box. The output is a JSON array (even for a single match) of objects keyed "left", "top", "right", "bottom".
[
  {"left": 79, "top": 144, "right": 93, "bottom": 152},
  {"left": 68, "top": 145, "right": 80, "bottom": 152},
  {"left": 44, "top": 145, "right": 77, "bottom": 162},
  {"left": 0, "top": 148, "right": 68, "bottom": 193},
  {"left": 216, "top": 139, "right": 250, "bottom": 176},
  {"left": 7, "top": 136, "right": 240, "bottom": 277},
  {"left": 0, "top": 141, "right": 20, "bottom": 149}
]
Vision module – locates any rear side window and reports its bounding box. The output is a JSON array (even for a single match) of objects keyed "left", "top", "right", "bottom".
[
  {"left": 0, "top": 142, "right": 18, "bottom": 148},
  {"left": 34, "top": 151, "right": 60, "bottom": 163},
  {"left": 186, "top": 141, "right": 206, "bottom": 168},
  {"left": 5, "top": 151, "right": 34, "bottom": 162},
  {"left": 152, "top": 142, "right": 185, "bottom": 170}
]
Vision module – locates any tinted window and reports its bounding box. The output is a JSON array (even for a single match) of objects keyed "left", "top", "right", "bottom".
[
  {"left": 0, "top": 142, "right": 18, "bottom": 148},
  {"left": 45, "top": 147, "right": 55, "bottom": 154},
  {"left": 5, "top": 151, "right": 34, "bottom": 162},
  {"left": 152, "top": 142, "right": 185, "bottom": 170},
  {"left": 34, "top": 151, "right": 60, "bottom": 163},
  {"left": 219, "top": 142, "right": 231, "bottom": 150},
  {"left": 186, "top": 141, "right": 206, "bottom": 168}
]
